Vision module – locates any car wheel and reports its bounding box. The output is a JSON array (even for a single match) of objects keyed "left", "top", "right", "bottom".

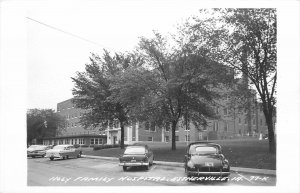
[
  {"left": 77, "top": 152, "right": 82, "bottom": 158},
  {"left": 123, "top": 166, "right": 127, "bottom": 171},
  {"left": 63, "top": 156, "right": 66, "bottom": 160},
  {"left": 50, "top": 157, "right": 54, "bottom": 161},
  {"left": 145, "top": 164, "right": 150, "bottom": 170},
  {"left": 66, "top": 155, "right": 69, "bottom": 159},
  {"left": 150, "top": 157, "right": 154, "bottom": 166}
]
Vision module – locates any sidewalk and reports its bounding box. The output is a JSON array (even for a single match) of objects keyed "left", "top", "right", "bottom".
[{"left": 82, "top": 155, "right": 276, "bottom": 176}]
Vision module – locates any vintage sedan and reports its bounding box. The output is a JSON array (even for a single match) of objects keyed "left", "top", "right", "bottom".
[
  {"left": 184, "top": 142, "right": 230, "bottom": 179},
  {"left": 45, "top": 145, "right": 82, "bottom": 161},
  {"left": 119, "top": 145, "right": 154, "bottom": 171},
  {"left": 27, "top": 145, "right": 51, "bottom": 158}
]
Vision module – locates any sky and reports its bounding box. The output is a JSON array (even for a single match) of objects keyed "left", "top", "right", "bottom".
[{"left": 27, "top": 0, "right": 204, "bottom": 110}]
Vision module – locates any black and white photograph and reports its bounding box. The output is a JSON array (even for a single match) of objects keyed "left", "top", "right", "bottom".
[{"left": 0, "top": 0, "right": 300, "bottom": 193}]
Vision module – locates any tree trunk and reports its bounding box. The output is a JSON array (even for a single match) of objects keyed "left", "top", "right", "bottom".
[
  {"left": 266, "top": 115, "right": 276, "bottom": 154},
  {"left": 171, "top": 120, "right": 177, "bottom": 150},
  {"left": 120, "top": 122, "right": 125, "bottom": 149}
]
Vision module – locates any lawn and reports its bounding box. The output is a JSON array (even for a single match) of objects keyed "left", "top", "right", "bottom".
[{"left": 82, "top": 139, "right": 276, "bottom": 170}]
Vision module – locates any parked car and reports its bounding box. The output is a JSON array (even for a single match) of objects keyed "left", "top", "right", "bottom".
[
  {"left": 27, "top": 145, "right": 51, "bottom": 158},
  {"left": 119, "top": 145, "right": 154, "bottom": 171},
  {"left": 45, "top": 145, "right": 82, "bottom": 161},
  {"left": 184, "top": 142, "right": 230, "bottom": 179}
]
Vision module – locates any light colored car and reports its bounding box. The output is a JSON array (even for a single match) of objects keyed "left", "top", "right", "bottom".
[
  {"left": 119, "top": 145, "right": 154, "bottom": 171},
  {"left": 45, "top": 145, "right": 82, "bottom": 161},
  {"left": 27, "top": 145, "right": 51, "bottom": 158}
]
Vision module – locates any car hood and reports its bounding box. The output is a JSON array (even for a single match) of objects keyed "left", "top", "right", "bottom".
[{"left": 190, "top": 154, "right": 222, "bottom": 167}]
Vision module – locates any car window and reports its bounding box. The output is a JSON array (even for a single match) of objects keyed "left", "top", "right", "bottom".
[
  {"left": 53, "top": 146, "right": 65, "bottom": 150},
  {"left": 124, "top": 147, "right": 146, "bottom": 154},
  {"left": 189, "top": 145, "right": 218, "bottom": 155}
]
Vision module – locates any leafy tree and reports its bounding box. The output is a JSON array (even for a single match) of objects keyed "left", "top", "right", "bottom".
[
  {"left": 113, "top": 32, "right": 233, "bottom": 150},
  {"left": 27, "top": 109, "right": 66, "bottom": 145},
  {"left": 71, "top": 50, "right": 142, "bottom": 149},
  {"left": 185, "top": 8, "right": 277, "bottom": 153}
]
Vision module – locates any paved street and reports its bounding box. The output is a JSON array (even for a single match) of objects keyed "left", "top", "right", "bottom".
[{"left": 28, "top": 157, "right": 276, "bottom": 186}]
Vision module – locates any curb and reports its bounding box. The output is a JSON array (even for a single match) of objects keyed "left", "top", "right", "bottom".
[{"left": 82, "top": 155, "right": 276, "bottom": 176}]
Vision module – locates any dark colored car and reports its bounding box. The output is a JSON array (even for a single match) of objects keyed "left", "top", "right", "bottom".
[
  {"left": 184, "top": 142, "right": 230, "bottom": 179},
  {"left": 119, "top": 145, "right": 154, "bottom": 171}
]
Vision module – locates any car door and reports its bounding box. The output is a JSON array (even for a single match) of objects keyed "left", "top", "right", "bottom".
[{"left": 69, "top": 146, "right": 77, "bottom": 157}]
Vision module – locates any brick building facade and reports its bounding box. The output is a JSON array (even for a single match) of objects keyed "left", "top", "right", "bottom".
[{"left": 42, "top": 98, "right": 273, "bottom": 146}]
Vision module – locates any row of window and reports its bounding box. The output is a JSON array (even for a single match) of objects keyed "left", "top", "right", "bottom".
[
  {"left": 90, "top": 138, "right": 104, "bottom": 145},
  {"left": 43, "top": 138, "right": 85, "bottom": 145},
  {"left": 238, "top": 117, "right": 267, "bottom": 126}
]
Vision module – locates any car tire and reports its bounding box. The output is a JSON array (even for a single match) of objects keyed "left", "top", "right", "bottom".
[
  {"left": 63, "top": 156, "right": 66, "bottom": 160},
  {"left": 150, "top": 157, "right": 154, "bottom": 166},
  {"left": 77, "top": 152, "right": 82, "bottom": 158},
  {"left": 50, "top": 157, "right": 54, "bottom": 161},
  {"left": 145, "top": 164, "right": 150, "bottom": 170},
  {"left": 123, "top": 166, "right": 127, "bottom": 171},
  {"left": 66, "top": 155, "right": 69, "bottom": 159}
]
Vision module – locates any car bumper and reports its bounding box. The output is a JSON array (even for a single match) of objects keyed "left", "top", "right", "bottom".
[
  {"left": 27, "top": 153, "right": 45, "bottom": 157},
  {"left": 187, "top": 170, "right": 230, "bottom": 176},
  {"left": 45, "top": 154, "right": 62, "bottom": 159},
  {"left": 119, "top": 162, "right": 149, "bottom": 166}
]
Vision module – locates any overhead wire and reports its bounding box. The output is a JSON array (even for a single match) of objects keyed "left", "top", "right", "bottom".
[{"left": 26, "top": 17, "right": 117, "bottom": 52}]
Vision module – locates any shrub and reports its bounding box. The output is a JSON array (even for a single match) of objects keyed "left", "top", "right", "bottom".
[{"left": 92, "top": 144, "right": 128, "bottom": 150}]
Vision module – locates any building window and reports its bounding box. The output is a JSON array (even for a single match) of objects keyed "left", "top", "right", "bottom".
[
  {"left": 224, "top": 108, "right": 228, "bottom": 116},
  {"left": 147, "top": 137, "right": 153, "bottom": 141},
  {"left": 215, "top": 107, "right": 219, "bottom": 114},
  {"left": 213, "top": 122, "right": 219, "bottom": 131},
  {"left": 145, "top": 121, "right": 150, "bottom": 131},
  {"left": 65, "top": 139, "right": 69, "bottom": 144},
  {"left": 59, "top": 139, "right": 63, "bottom": 145},
  {"left": 165, "top": 136, "right": 169, "bottom": 142},
  {"left": 253, "top": 118, "right": 256, "bottom": 125},
  {"left": 113, "top": 120, "right": 119, "bottom": 128},
  {"left": 95, "top": 138, "right": 99, "bottom": 144},
  {"left": 184, "top": 125, "right": 190, "bottom": 131},
  {"left": 150, "top": 122, "right": 156, "bottom": 132},
  {"left": 238, "top": 118, "right": 241, "bottom": 124},
  {"left": 175, "top": 136, "right": 179, "bottom": 141},
  {"left": 224, "top": 122, "right": 228, "bottom": 132},
  {"left": 185, "top": 135, "right": 190, "bottom": 142},
  {"left": 90, "top": 138, "right": 94, "bottom": 145},
  {"left": 165, "top": 122, "right": 170, "bottom": 132}
]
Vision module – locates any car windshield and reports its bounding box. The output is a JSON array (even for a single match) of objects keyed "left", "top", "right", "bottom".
[
  {"left": 189, "top": 145, "right": 218, "bottom": 155},
  {"left": 53, "top": 146, "right": 67, "bottom": 150},
  {"left": 124, "top": 147, "right": 146, "bottom": 154}
]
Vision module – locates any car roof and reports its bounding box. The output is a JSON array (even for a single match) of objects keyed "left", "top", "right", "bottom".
[
  {"left": 126, "top": 145, "right": 147, "bottom": 148},
  {"left": 55, "top": 145, "right": 73, "bottom": 147},
  {"left": 188, "top": 142, "right": 221, "bottom": 148}
]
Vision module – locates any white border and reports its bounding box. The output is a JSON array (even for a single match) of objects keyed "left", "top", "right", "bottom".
[{"left": 1, "top": 0, "right": 300, "bottom": 193}]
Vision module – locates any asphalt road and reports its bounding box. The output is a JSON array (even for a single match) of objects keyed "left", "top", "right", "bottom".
[{"left": 28, "top": 157, "right": 276, "bottom": 186}]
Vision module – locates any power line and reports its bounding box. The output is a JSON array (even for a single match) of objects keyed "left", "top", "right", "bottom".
[{"left": 26, "top": 17, "right": 117, "bottom": 52}]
